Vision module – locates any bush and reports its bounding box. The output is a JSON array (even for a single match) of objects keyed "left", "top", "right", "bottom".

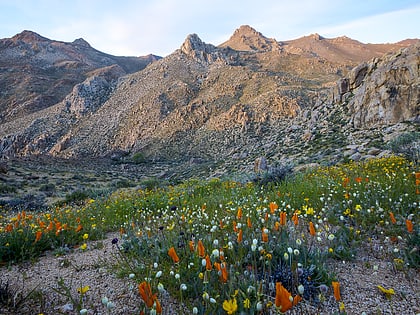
[
  {"left": 132, "top": 152, "right": 146, "bottom": 164},
  {"left": 253, "top": 162, "right": 294, "bottom": 186},
  {"left": 387, "top": 132, "right": 419, "bottom": 163}
]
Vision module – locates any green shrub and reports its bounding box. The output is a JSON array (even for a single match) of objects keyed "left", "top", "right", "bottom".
[{"left": 387, "top": 132, "right": 419, "bottom": 163}]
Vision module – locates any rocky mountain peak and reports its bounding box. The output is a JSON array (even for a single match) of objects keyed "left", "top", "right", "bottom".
[
  {"left": 72, "top": 38, "right": 91, "bottom": 47},
  {"left": 12, "top": 30, "right": 50, "bottom": 43},
  {"left": 220, "top": 24, "right": 280, "bottom": 51},
  {"left": 180, "top": 33, "right": 226, "bottom": 63},
  {"left": 180, "top": 34, "right": 207, "bottom": 53}
]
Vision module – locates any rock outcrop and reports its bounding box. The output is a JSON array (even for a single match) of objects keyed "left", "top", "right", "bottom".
[{"left": 338, "top": 44, "right": 420, "bottom": 128}]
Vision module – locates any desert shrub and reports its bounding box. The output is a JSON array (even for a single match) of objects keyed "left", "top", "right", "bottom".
[
  {"left": 387, "top": 132, "right": 419, "bottom": 163},
  {"left": 132, "top": 152, "right": 146, "bottom": 164},
  {"left": 0, "top": 184, "right": 16, "bottom": 194},
  {"left": 63, "top": 190, "right": 90, "bottom": 204},
  {"left": 253, "top": 162, "right": 294, "bottom": 186}
]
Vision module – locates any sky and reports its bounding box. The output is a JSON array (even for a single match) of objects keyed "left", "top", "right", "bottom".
[{"left": 0, "top": 0, "right": 419, "bottom": 57}]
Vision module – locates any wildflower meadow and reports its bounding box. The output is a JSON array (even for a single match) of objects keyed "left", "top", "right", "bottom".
[{"left": 0, "top": 156, "right": 418, "bottom": 314}]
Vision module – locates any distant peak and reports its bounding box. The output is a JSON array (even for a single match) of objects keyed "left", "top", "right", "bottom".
[
  {"left": 220, "top": 25, "right": 278, "bottom": 52},
  {"left": 233, "top": 25, "right": 262, "bottom": 37},
  {"left": 73, "top": 38, "right": 91, "bottom": 47},
  {"left": 181, "top": 34, "right": 209, "bottom": 54},
  {"left": 12, "top": 30, "right": 50, "bottom": 43},
  {"left": 309, "top": 33, "right": 324, "bottom": 40}
]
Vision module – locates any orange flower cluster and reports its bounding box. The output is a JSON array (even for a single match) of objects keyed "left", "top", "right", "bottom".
[
  {"left": 3, "top": 210, "right": 84, "bottom": 244},
  {"left": 274, "top": 282, "right": 302, "bottom": 312},
  {"left": 138, "top": 281, "right": 162, "bottom": 313}
]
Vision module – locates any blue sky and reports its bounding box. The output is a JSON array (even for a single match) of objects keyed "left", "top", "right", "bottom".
[{"left": 0, "top": 0, "right": 419, "bottom": 57}]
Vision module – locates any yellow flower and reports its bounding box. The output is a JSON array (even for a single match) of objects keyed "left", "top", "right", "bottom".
[
  {"left": 223, "top": 298, "right": 238, "bottom": 315},
  {"left": 80, "top": 243, "right": 87, "bottom": 250},
  {"left": 377, "top": 285, "right": 395, "bottom": 299},
  {"left": 339, "top": 301, "right": 345, "bottom": 312},
  {"left": 243, "top": 298, "right": 251, "bottom": 309},
  {"left": 83, "top": 233, "right": 89, "bottom": 240},
  {"left": 77, "top": 285, "right": 90, "bottom": 294}
]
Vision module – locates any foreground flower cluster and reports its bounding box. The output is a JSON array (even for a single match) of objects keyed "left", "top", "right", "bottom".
[{"left": 0, "top": 156, "right": 418, "bottom": 314}]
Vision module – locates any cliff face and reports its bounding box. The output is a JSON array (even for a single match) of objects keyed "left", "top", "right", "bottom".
[
  {"left": 336, "top": 45, "right": 419, "bottom": 128},
  {"left": 0, "top": 27, "right": 418, "bottom": 172}
]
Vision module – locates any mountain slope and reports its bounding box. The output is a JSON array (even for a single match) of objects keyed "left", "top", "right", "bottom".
[
  {"left": 0, "top": 30, "right": 160, "bottom": 123},
  {"left": 0, "top": 26, "right": 418, "bottom": 176}
]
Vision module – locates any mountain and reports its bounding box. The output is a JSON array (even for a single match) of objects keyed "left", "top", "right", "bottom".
[
  {"left": 0, "top": 26, "right": 418, "bottom": 179},
  {"left": 0, "top": 30, "right": 160, "bottom": 123}
]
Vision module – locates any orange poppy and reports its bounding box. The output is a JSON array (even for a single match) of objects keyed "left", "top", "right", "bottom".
[
  {"left": 280, "top": 211, "right": 287, "bottom": 226},
  {"left": 232, "top": 220, "right": 237, "bottom": 232},
  {"left": 205, "top": 254, "right": 212, "bottom": 271},
  {"left": 342, "top": 177, "right": 350, "bottom": 187},
  {"left": 406, "top": 219, "right": 414, "bottom": 233},
  {"left": 292, "top": 212, "right": 299, "bottom": 226},
  {"left": 220, "top": 262, "right": 228, "bottom": 283},
  {"left": 188, "top": 240, "right": 195, "bottom": 252},
  {"left": 168, "top": 247, "right": 180, "bottom": 263},
  {"left": 155, "top": 298, "right": 162, "bottom": 314},
  {"left": 197, "top": 240, "right": 205, "bottom": 258},
  {"left": 237, "top": 207, "right": 243, "bottom": 219},
  {"left": 34, "top": 230, "right": 42, "bottom": 242},
  {"left": 237, "top": 229, "right": 243, "bottom": 243},
  {"left": 389, "top": 212, "right": 397, "bottom": 224},
  {"left": 5, "top": 224, "right": 13, "bottom": 232},
  {"left": 269, "top": 202, "right": 278, "bottom": 214},
  {"left": 262, "top": 229, "right": 268, "bottom": 243},
  {"left": 247, "top": 217, "right": 252, "bottom": 228},
  {"left": 275, "top": 282, "right": 301, "bottom": 312},
  {"left": 138, "top": 281, "right": 156, "bottom": 308},
  {"left": 309, "top": 221, "right": 316, "bottom": 236},
  {"left": 332, "top": 281, "right": 341, "bottom": 301}
]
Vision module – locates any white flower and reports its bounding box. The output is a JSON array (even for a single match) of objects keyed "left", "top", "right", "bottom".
[
  {"left": 193, "top": 307, "right": 198, "bottom": 314},
  {"left": 256, "top": 301, "right": 263, "bottom": 311},
  {"left": 298, "top": 284, "right": 305, "bottom": 295},
  {"left": 209, "top": 298, "right": 216, "bottom": 304},
  {"left": 106, "top": 301, "right": 115, "bottom": 310},
  {"left": 251, "top": 244, "right": 257, "bottom": 251},
  {"left": 284, "top": 252, "right": 289, "bottom": 260},
  {"left": 328, "top": 234, "right": 335, "bottom": 241},
  {"left": 80, "top": 309, "right": 88, "bottom": 315},
  {"left": 203, "top": 292, "right": 209, "bottom": 300},
  {"left": 213, "top": 239, "right": 219, "bottom": 247},
  {"left": 153, "top": 262, "right": 158, "bottom": 268},
  {"left": 296, "top": 239, "right": 302, "bottom": 246},
  {"left": 287, "top": 247, "right": 293, "bottom": 254},
  {"left": 202, "top": 258, "right": 207, "bottom": 267},
  {"left": 175, "top": 273, "right": 180, "bottom": 279},
  {"left": 101, "top": 296, "right": 109, "bottom": 305},
  {"left": 293, "top": 249, "right": 300, "bottom": 256},
  {"left": 252, "top": 239, "right": 258, "bottom": 245},
  {"left": 128, "top": 273, "right": 135, "bottom": 279},
  {"left": 180, "top": 283, "right": 187, "bottom": 291},
  {"left": 247, "top": 286, "right": 255, "bottom": 294},
  {"left": 158, "top": 283, "right": 165, "bottom": 292},
  {"left": 155, "top": 271, "right": 162, "bottom": 278},
  {"left": 211, "top": 249, "right": 220, "bottom": 258}
]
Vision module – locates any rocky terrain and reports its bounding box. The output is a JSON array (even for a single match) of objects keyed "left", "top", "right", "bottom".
[{"left": 0, "top": 25, "right": 419, "bottom": 208}]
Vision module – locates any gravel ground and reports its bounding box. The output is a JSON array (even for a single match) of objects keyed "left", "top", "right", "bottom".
[{"left": 1, "top": 233, "right": 419, "bottom": 315}]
